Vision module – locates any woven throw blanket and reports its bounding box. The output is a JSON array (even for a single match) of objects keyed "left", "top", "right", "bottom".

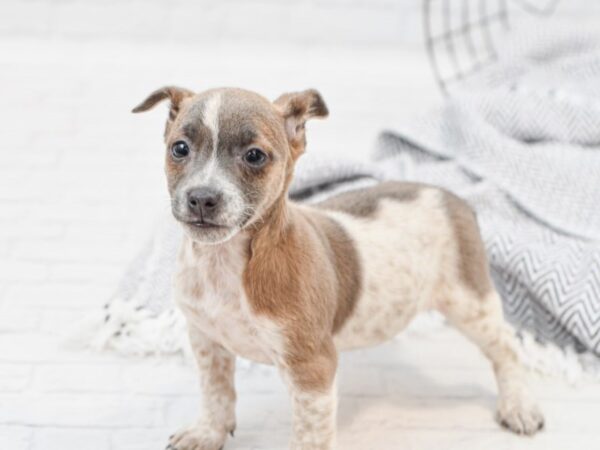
[{"left": 83, "top": 27, "right": 600, "bottom": 376}]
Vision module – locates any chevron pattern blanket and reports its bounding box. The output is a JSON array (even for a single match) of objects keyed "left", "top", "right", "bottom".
[
  {"left": 372, "top": 32, "right": 600, "bottom": 357},
  {"left": 85, "top": 27, "right": 600, "bottom": 377}
]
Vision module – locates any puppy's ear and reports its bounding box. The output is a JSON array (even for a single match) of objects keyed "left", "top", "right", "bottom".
[
  {"left": 273, "top": 89, "right": 328, "bottom": 157},
  {"left": 132, "top": 86, "right": 194, "bottom": 121}
]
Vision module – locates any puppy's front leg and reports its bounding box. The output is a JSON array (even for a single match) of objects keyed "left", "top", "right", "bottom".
[
  {"left": 281, "top": 338, "right": 338, "bottom": 450},
  {"left": 168, "top": 327, "right": 236, "bottom": 450}
]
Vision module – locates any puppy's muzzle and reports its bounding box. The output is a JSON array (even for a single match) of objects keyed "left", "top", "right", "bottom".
[{"left": 187, "top": 187, "right": 223, "bottom": 222}]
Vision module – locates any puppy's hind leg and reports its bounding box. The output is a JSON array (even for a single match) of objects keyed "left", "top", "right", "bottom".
[
  {"left": 436, "top": 287, "right": 545, "bottom": 435},
  {"left": 437, "top": 193, "right": 543, "bottom": 434}
]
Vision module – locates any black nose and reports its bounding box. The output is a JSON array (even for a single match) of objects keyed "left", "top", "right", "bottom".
[{"left": 187, "top": 187, "right": 222, "bottom": 217}]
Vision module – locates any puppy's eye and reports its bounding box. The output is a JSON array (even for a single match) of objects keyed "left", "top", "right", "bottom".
[
  {"left": 171, "top": 141, "right": 190, "bottom": 159},
  {"left": 243, "top": 148, "right": 267, "bottom": 166}
]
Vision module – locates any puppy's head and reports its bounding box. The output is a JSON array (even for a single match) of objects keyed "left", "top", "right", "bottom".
[{"left": 133, "top": 86, "right": 328, "bottom": 244}]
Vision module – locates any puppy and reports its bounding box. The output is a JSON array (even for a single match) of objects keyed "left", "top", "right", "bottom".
[{"left": 132, "top": 86, "right": 544, "bottom": 450}]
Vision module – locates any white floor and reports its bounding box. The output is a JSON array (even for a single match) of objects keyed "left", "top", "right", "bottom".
[{"left": 1, "top": 36, "right": 599, "bottom": 450}]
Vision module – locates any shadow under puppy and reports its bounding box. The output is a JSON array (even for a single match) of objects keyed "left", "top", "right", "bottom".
[{"left": 132, "top": 86, "right": 544, "bottom": 450}]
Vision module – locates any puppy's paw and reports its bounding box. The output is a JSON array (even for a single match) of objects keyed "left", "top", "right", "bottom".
[
  {"left": 496, "top": 397, "right": 545, "bottom": 435},
  {"left": 166, "top": 422, "right": 234, "bottom": 450}
]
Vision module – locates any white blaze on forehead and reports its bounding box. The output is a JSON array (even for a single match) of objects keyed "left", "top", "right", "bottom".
[
  {"left": 179, "top": 91, "right": 224, "bottom": 191},
  {"left": 202, "top": 92, "right": 222, "bottom": 165},
  {"left": 181, "top": 91, "right": 244, "bottom": 227}
]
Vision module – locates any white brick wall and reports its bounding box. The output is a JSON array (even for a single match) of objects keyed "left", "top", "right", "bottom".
[
  {"left": 0, "top": 0, "right": 598, "bottom": 48},
  {"left": 0, "top": 426, "right": 32, "bottom": 450},
  {"left": 0, "top": 364, "right": 32, "bottom": 392},
  {"left": 0, "top": 393, "right": 164, "bottom": 427},
  {"left": 31, "top": 428, "right": 111, "bottom": 450},
  {"left": 0, "top": 0, "right": 423, "bottom": 46}
]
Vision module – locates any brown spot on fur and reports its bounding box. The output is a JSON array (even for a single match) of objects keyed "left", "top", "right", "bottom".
[
  {"left": 243, "top": 204, "right": 346, "bottom": 392},
  {"left": 442, "top": 191, "right": 492, "bottom": 298},
  {"left": 285, "top": 338, "right": 337, "bottom": 392},
  {"left": 315, "top": 181, "right": 422, "bottom": 217},
  {"left": 309, "top": 213, "right": 362, "bottom": 333}
]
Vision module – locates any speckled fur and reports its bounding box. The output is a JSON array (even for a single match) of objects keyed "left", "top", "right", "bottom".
[{"left": 132, "top": 86, "right": 544, "bottom": 450}]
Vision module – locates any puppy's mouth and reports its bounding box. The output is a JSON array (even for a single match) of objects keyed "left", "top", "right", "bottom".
[
  {"left": 184, "top": 220, "right": 226, "bottom": 229},
  {"left": 172, "top": 211, "right": 229, "bottom": 230}
]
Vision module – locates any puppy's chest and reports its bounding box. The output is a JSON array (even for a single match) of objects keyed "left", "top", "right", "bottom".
[{"left": 174, "top": 241, "right": 274, "bottom": 364}]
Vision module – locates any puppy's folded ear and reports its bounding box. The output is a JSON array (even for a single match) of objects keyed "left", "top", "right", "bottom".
[
  {"left": 132, "top": 86, "right": 194, "bottom": 120},
  {"left": 132, "top": 86, "right": 194, "bottom": 139},
  {"left": 273, "top": 89, "right": 328, "bottom": 158}
]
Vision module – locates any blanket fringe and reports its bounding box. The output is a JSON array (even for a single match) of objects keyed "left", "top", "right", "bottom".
[
  {"left": 516, "top": 332, "right": 600, "bottom": 383},
  {"left": 65, "top": 297, "right": 192, "bottom": 360},
  {"left": 68, "top": 298, "right": 600, "bottom": 383}
]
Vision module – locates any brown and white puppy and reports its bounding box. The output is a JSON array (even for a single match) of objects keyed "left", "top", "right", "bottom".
[{"left": 132, "top": 86, "right": 544, "bottom": 450}]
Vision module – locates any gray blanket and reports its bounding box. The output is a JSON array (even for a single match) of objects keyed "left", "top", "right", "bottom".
[{"left": 96, "top": 28, "right": 600, "bottom": 364}]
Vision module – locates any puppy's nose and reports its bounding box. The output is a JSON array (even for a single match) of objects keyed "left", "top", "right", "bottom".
[{"left": 187, "top": 187, "right": 222, "bottom": 217}]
